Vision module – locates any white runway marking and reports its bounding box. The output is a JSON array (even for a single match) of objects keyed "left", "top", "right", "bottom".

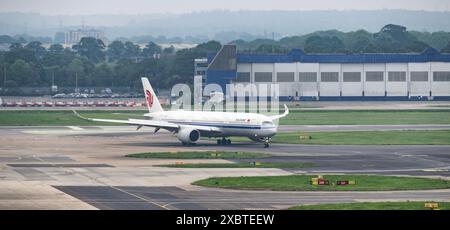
[{"left": 66, "top": 126, "right": 84, "bottom": 131}]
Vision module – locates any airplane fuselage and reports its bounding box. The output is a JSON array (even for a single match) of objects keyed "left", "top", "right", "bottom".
[{"left": 145, "top": 110, "right": 278, "bottom": 139}]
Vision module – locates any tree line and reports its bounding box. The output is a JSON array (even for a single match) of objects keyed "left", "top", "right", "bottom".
[
  {"left": 235, "top": 24, "right": 450, "bottom": 54},
  {"left": 0, "top": 39, "right": 221, "bottom": 90}
]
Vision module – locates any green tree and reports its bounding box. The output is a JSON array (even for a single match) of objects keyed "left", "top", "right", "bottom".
[
  {"left": 42, "top": 65, "right": 59, "bottom": 87},
  {"left": 0, "top": 35, "right": 16, "bottom": 44},
  {"left": 48, "top": 44, "right": 64, "bottom": 53},
  {"left": 9, "top": 43, "right": 23, "bottom": 51},
  {"left": 124, "top": 41, "right": 141, "bottom": 60},
  {"left": 25, "top": 41, "right": 46, "bottom": 60},
  {"left": 304, "top": 36, "right": 346, "bottom": 53},
  {"left": 305, "top": 36, "right": 324, "bottom": 53},
  {"left": 142, "top": 42, "right": 162, "bottom": 58},
  {"left": 106, "top": 40, "right": 125, "bottom": 62},
  {"left": 255, "top": 44, "right": 289, "bottom": 53},
  {"left": 42, "top": 44, "right": 74, "bottom": 87},
  {"left": 43, "top": 45, "right": 73, "bottom": 67},
  {"left": 8, "top": 59, "right": 34, "bottom": 86},
  {"left": 379, "top": 24, "right": 411, "bottom": 43},
  {"left": 373, "top": 24, "right": 420, "bottom": 53},
  {"left": 1, "top": 62, "right": 8, "bottom": 87},
  {"left": 346, "top": 30, "right": 373, "bottom": 53},
  {"left": 72, "top": 37, "right": 106, "bottom": 63},
  {"left": 195, "top": 40, "right": 222, "bottom": 53},
  {"left": 65, "top": 58, "right": 84, "bottom": 87},
  {"left": 113, "top": 59, "right": 139, "bottom": 87},
  {"left": 441, "top": 41, "right": 450, "bottom": 53},
  {"left": 91, "top": 63, "right": 113, "bottom": 86},
  {"left": 5, "top": 43, "right": 36, "bottom": 63},
  {"left": 16, "top": 37, "right": 26, "bottom": 44},
  {"left": 163, "top": 45, "right": 175, "bottom": 54},
  {"left": 328, "top": 36, "right": 346, "bottom": 53},
  {"left": 411, "top": 31, "right": 450, "bottom": 51},
  {"left": 405, "top": 41, "right": 430, "bottom": 53}
]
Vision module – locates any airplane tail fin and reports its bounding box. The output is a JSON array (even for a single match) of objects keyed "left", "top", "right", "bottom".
[{"left": 141, "top": 78, "right": 163, "bottom": 113}]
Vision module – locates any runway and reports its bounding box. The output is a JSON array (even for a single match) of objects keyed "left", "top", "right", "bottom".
[{"left": 0, "top": 125, "right": 449, "bottom": 209}]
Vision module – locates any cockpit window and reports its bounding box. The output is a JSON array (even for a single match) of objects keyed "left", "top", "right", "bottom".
[{"left": 262, "top": 121, "right": 274, "bottom": 126}]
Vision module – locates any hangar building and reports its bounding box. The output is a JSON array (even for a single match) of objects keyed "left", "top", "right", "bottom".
[{"left": 206, "top": 45, "right": 450, "bottom": 100}]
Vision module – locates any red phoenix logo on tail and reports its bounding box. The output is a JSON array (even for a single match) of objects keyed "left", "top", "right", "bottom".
[{"left": 145, "top": 90, "right": 153, "bottom": 107}]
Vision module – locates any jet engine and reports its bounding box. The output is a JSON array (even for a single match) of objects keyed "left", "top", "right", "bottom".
[{"left": 177, "top": 127, "right": 200, "bottom": 144}]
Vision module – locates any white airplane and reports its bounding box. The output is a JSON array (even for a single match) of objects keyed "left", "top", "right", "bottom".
[{"left": 73, "top": 78, "right": 289, "bottom": 148}]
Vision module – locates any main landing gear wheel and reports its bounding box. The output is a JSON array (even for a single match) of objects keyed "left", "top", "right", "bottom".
[
  {"left": 263, "top": 138, "right": 271, "bottom": 148},
  {"left": 217, "top": 138, "right": 231, "bottom": 145}
]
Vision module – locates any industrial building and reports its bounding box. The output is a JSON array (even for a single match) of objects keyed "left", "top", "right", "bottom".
[
  {"left": 64, "top": 28, "right": 106, "bottom": 45},
  {"left": 194, "top": 58, "right": 208, "bottom": 85},
  {"left": 206, "top": 45, "right": 450, "bottom": 100}
]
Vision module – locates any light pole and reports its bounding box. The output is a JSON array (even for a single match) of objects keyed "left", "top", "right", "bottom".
[
  {"left": 3, "top": 64, "right": 6, "bottom": 87},
  {"left": 75, "top": 71, "right": 78, "bottom": 93},
  {"left": 272, "top": 32, "right": 275, "bottom": 53}
]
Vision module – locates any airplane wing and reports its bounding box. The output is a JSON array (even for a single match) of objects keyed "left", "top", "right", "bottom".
[
  {"left": 182, "top": 125, "right": 222, "bottom": 133},
  {"left": 73, "top": 110, "right": 179, "bottom": 131},
  {"left": 73, "top": 110, "right": 222, "bottom": 133},
  {"left": 269, "top": 104, "right": 289, "bottom": 121}
]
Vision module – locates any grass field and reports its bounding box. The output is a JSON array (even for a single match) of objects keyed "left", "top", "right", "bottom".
[
  {"left": 158, "top": 162, "right": 314, "bottom": 168},
  {"left": 0, "top": 110, "right": 145, "bottom": 126},
  {"left": 288, "top": 201, "right": 450, "bottom": 210},
  {"left": 1, "top": 109, "right": 450, "bottom": 126},
  {"left": 192, "top": 175, "right": 450, "bottom": 191},
  {"left": 280, "top": 110, "right": 450, "bottom": 125},
  {"left": 270, "top": 130, "right": 450, "bottom": 145},
  {"left": 126, "top": 151, "right": 270, "bottom": 159}
]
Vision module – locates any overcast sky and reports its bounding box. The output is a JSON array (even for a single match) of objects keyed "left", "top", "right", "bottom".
[{"left": 1, "top": 0, "right": 449, "bottom": 15}]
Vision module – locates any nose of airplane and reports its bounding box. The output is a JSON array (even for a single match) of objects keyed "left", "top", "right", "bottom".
[{"left": 269, "top": 126, "right": 277, "bottom": 136}]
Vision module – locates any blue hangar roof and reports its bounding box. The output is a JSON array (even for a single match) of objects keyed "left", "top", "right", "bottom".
[{"left": 210, "top": 47, "right": 450, "bottom": 64}]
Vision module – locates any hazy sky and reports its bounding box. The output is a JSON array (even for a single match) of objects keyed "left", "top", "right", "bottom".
[{"left": 1, "top": 0, "right": 449, "bottom": 15}]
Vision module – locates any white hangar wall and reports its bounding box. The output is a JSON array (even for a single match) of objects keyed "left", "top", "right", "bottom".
[
  {"left": 431, "top": 62, "right": 450, "bottom": 97},
  {"left": 231, "top": 62, "right": 450, "bottom": 100}
]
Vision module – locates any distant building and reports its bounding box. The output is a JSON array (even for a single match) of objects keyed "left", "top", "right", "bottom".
[
  {"left": 194, "top": 58, "right": 208, "bottom": 85},
  {"left": 54, "top": 32, "right": 65, "bottom": 44},
  {"left": 206, "top": 45, "right": 450, "bottom": 101},
  {"left": 64, "top": 29, "right": 106, "bottom": 45}
]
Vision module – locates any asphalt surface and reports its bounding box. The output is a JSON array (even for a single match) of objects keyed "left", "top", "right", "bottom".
[
  {"left": 54, "top": 186, "right": 450, "bottom": 210},
  {"left": 0, "top": 125, "right": 449, "bottom": 210},
  {"left": 122, "top": 137, "right": 450, "bottom": 175}
]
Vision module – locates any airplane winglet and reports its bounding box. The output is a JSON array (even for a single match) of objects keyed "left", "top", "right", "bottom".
[
  {"left": 269, "top": 104, "right": 289, "bottom": 121},
  {"left": 72, "top": 110, "right": 93, "bottom": 121}
]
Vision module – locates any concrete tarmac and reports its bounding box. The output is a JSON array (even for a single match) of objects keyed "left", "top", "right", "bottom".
[{"left": 0, "top": 126, "right": 449, "bottom": 210}]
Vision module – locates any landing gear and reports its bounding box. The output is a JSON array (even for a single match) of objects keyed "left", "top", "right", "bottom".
[
  {"left": 217, "top": 138, "right": 231, "bottom": 145},
  {"left": 263, "top": 137, "right": 271, "bottom": 148}
]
